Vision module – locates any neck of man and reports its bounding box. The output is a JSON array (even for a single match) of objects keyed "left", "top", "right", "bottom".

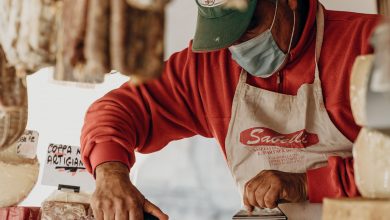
[
  {"left": 273, "top": 0, "right": 309, "bottom": 53},
  {"left": 237, "top": 0, "right": 309, "bottom": 53}
]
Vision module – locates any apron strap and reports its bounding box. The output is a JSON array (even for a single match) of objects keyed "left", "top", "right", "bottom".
[
  {"left": 314, "top": 4, "right": 325, "bottom": 81},
  {"left": 239, "top": 68, "right": 248, "bottom": 84}
]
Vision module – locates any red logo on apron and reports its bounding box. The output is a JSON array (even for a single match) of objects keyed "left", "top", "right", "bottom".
[{"left": 240, "top": 127, "right": 319, "bottom": 148}]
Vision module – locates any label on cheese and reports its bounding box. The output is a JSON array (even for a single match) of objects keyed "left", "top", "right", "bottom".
[
  {"left": 41, "top": 143, "right": 95, "bottom": 192},
  {"left": 16, "top": 130, "right": 39, "bottom": 159}
]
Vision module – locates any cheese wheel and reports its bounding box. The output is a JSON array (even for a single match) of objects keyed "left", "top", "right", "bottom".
[
  {"left": 0, "top": 135, "right": 39, "bottom": 208},
  {"left": 353, "top": 128, "right": 390, "bottom": 198},
  {"left": 350, "top": 55, "right": 374, "bottom": 126},
  {"left": 323, "top": 198, "right": 390, "bottom": 220},
  {"left": 0, "top": 160, "right": 39, "bottom": 208}
]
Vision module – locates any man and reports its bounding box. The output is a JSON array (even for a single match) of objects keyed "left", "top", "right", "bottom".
[{"left": 81, "top": 0, "right": 381, "bottom": 219}]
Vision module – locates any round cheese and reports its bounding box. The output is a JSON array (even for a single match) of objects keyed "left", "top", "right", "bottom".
[
  {"left": 323, "top": 198, "right": 390, "bottom": 220},
  {"left": 0, "top": 134, "right": 39, "bottom": 208},
  {"left": 350, "top": 55, "right": 374, "bottom": 126},
  {"left": 353, "top": 128, "right": 390, "bottom": 198},
  {"left": 0, "top": 160, "right": 39, "bottom": 207}
]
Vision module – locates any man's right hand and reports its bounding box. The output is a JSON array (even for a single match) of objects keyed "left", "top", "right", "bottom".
[{"left": 92, "top": 162, "right": 169, "bottom": 220}]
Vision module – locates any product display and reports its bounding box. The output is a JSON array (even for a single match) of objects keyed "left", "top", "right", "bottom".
[
  {"left": 353, "top": 128, "right": 390, "bottom": 198},
  {"left": 55, "top": 0, "right": 168, "bottom": 84},
  {"left": 0, "top": 0, "right": 58, "bottom": 74}
]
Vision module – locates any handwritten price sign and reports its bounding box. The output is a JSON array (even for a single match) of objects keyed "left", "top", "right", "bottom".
[{"left": 42, "top": 143, "right": 95, "bottom": 192}]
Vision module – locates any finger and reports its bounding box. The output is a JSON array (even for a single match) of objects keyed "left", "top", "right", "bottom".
[
  {"left": 255, "top": 184, "right": 271, "bottom": 208},
  {"left": 244, "top": 180, "right": 260, "bottom": 210},
  {"left": 104, "top": 211, "right": 115, "bottom": 220},
  {"left": 144, "top": 200, "right": 169, "bottom": 220},
  {"left": 115, "top": 211, "right": 129, "bottom": 220},
  {"left": 129, "top": 208, "right": 143, "bottom": 220},
  {"left": 264, "top": 185, "right": 280, "bottom": 209},
  {"left": 93, "top": 209, "right": 104, "bottom": 220}
]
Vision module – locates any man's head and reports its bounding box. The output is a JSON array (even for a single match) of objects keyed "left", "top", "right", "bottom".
[{"left": 192, "top": 0, "right": 305, "bottom": 53}]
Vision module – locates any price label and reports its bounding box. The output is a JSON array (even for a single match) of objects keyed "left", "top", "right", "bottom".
[
  {"left": 16, "top": 130, "right": 39, "bottom": 159},
  {"left": 42, "top": 143, "right": 95, "bottom": 192}
]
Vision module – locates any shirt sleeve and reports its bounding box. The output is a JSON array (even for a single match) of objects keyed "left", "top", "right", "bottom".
[
  {"left": 80, "top": 45, "right": 212, "bottom": 174},
  {"left": 306, "top": 156, "right": 360, "bottom": 203}
]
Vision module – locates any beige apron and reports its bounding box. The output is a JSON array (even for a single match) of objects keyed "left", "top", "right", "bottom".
[{"left": 225, "top": 5, "right": 353, "bottom": 220}]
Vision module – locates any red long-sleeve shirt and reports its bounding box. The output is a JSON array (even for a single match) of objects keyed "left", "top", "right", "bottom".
[{"left": 81, "top": 1, "right": 381, "bottom": 203}]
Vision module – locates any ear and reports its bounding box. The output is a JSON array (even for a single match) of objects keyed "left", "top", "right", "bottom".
[{"left": 288, "top": 0, "right": 298, "bottom": 11}]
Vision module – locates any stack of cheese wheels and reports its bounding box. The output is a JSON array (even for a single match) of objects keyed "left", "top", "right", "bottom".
[
  {"left": 350, "top": 55, "right": 390, "bottom": 198},
  {"left": 350, "top": 55, "right": 374, "bottom": 126},
  {"left": 0, "top": 136, "right": 39, "bottom": 208},
  {"left": 0, "top": 47, "right": 28, "bottom": 150}
]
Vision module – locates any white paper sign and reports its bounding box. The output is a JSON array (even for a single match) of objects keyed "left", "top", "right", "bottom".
[
  {"left": 42, "top": 143, "right": 95, "bottom": 192},
  {"left": 16, "top": 130, "right": 39, "bottom": 159}
]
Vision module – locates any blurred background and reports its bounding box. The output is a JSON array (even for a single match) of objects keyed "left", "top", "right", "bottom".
[{"left": 21, "top": 1, "right": 377, "bottom": 220}]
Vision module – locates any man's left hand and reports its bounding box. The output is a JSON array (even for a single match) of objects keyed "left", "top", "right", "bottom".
[{"left": 243, "top": 170, "right": 307, "bottom": 210}]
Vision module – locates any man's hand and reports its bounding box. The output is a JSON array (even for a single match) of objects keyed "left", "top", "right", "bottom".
[
  {"left": 243, "top": 170, "right": 307, "bottom": 210},
  {"left": 91, "top": 162, "right": 169, "bottom": 220}
]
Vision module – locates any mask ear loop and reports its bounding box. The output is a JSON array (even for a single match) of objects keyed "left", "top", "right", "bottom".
[
  {"left": 286, "top": 10, "right": 296, "bottom": 54},
  {"left": 269, "top": 0, "right": 279, "bottom": 30}
]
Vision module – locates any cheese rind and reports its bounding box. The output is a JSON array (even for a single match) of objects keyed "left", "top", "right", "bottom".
[
  {"left": 350, "top": 55, "right": 374, "bottom": 126},
  {"left": 323, "top": 198, "right": 390, "bottom": 220}
]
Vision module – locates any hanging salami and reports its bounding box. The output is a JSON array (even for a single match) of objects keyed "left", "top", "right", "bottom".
[
  {"left": 0, "top": 0, "right": 58, "bottom": 74},
  {"left": 0, "top": 47, "right": 28, "bottom": 150}
]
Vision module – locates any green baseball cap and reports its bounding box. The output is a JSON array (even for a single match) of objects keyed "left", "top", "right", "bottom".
[{"left": 192, "top": 0, "right": 258, "bottom": 52}]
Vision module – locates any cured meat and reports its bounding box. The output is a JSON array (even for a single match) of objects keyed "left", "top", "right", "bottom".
[
  {"left": 0, "top": 207, "right": 41, "bottom": 220},
  {"left": 110, "top": 0, "right": 166, "bottom": 84},
  {"left": 0, "top": 47, "right": 28, "bottom": 150},
  {"left": 41, "top": 201, "right": 91, "bottom": 220},
  {"left": 0, "top": 47, "right": 27, "bottom": 108},
  {"left": 55, "top": 0, "right": 108, "bottom": 83},
  {"left": 54, "top": 0, "right": 90, "bottom": 82},
  {"left": 0, "top": 0, "right": 58, "bottom": 74}
]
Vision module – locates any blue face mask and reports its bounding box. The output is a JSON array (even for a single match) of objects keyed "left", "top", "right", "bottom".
[{"left": 229, "top": 0, "right": 296, "bottom": 78}]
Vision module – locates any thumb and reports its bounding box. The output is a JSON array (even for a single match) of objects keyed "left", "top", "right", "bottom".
[{"left": 143, "top": 199, "right": 169, "bottom": 220}]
